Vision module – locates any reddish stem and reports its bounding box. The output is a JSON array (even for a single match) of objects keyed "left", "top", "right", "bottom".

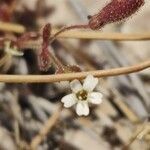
[{"left": 50, "top": 24, "right": 89, "bottom": 43}]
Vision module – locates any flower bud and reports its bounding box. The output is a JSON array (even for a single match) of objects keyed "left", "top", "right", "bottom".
[{"left": 88, "top": 0, "right": 144, "bottom": 30}]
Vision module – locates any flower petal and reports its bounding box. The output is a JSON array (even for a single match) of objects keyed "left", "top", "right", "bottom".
[
  {"left": 61, "top": 94, "right": 77, "bottom": 108},
  {"left": 70, "top": 79, "right": 83, "bottom": 93},
  {"left": 83, "top": 75, "right": 98, "bottom": 92},
  {"left": 88, "top": 92, "right": 103, "bottom": 104},
  {"left": 76, "top": 102, "right": 89, "bottom": 116}
]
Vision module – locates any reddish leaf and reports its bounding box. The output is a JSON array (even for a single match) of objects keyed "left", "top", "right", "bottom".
[
  {"left": 38, "top": 23, "right": 52, "bottom": 71},
  {"left": 0, "top": 4, "right": 11, "bottom": 21},
  {"left": 43, "top": 23, "right": 51, "bottom": 43},
  {"left": 38, "top": 46, "right": 51, "bottom": 71}
]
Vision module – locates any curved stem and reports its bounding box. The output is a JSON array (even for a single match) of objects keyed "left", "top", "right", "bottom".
[
  {"left": 50, "top": 50, "right": 66, "bottom": 73},
  {"left": 50, "top": 24, "right": 89, "bottom": 43},
  {"left": 0, "top": 60, "right": 149, "bottom": 83}
]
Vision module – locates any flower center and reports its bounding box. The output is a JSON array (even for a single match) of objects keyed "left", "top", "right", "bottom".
[{"left": 76, "top": 90, "right": 88, "bottom": 101}]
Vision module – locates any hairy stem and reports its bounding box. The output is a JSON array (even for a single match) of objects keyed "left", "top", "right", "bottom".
[{"left": 50, "top": 24, "right": 89, "bottom": 43}]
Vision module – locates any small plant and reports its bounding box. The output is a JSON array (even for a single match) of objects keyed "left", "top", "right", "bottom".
[
  {"left": 0, "top": 0, "right": 149, "bottom": 113},
  {"left": 0, "top": 1, "right": 149, "bottom": 149}
]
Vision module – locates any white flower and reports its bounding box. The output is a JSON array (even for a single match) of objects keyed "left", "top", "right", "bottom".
[
  {"left": 61, "top": 75, "right": 103, "bottom": 116},
  {"left": 4, "top": 41, "right": 24, "bottom": 56}
]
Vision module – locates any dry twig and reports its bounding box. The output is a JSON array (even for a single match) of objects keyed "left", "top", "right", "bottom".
[
  {"left": 0, "top": 22, "right": 26, "bottom": 33},
  {"left": 1, "top": 22, "right": 150, "bottom": 41},
  {"left": 52, "top": 29, "right": 150, "bottom": 41},
  {"left": 0, "top": 60, "right": 149, "bottom": 83},
  {"left": 30, "top": 106, "right": 62, "bottom": 150},
  {"left": 123, "top": 122, "right": 150, "bottom": 149}
]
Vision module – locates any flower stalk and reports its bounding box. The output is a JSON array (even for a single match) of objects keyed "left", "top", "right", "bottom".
[{"left": 0, "top": 60, "right": 149, "bottom": 83}]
